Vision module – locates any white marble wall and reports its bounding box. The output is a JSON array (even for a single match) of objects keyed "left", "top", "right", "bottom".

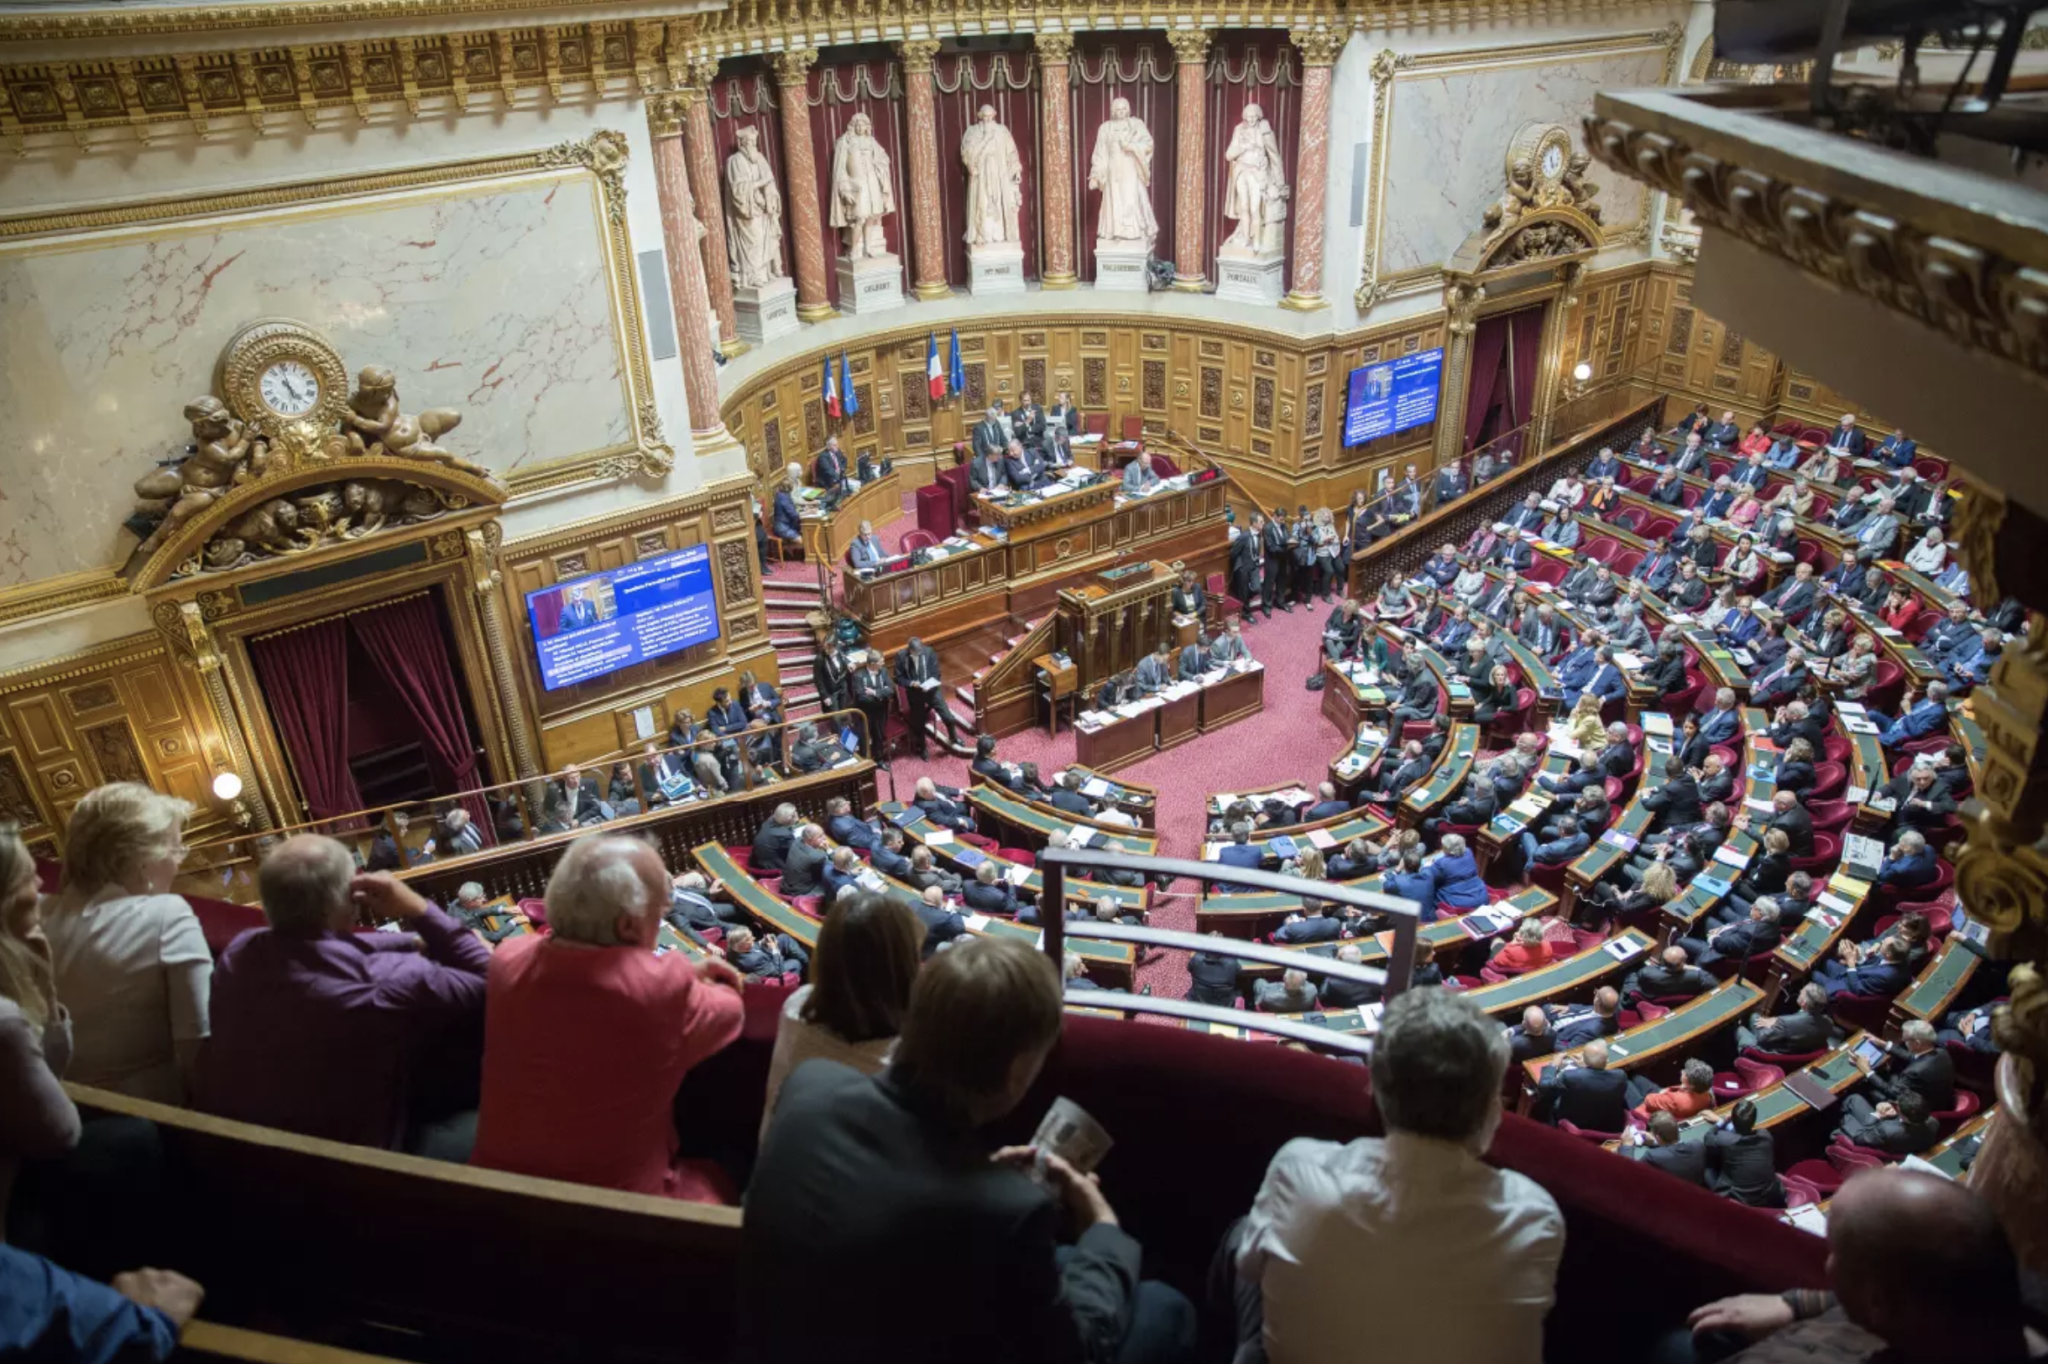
[
  {"left": 1377, "top": 46, "right": 1669, "bottom": 276},
  {"left": 0, "top": 174, "right": 631, "bottom": 586}
]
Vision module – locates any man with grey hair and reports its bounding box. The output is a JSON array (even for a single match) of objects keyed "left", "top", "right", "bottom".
[
  {"left": 453, "top": 881, "right": 488, "bottom": 911},
  {"left": 1252, "top": 966, "right": 1318, "bottom": 1013},
  {"left": 472, "top": 835, "right": 743, "bottom": 1198},
  {"left": 751, "top": 802, "right": 800, "bottom": 873},
  {"left": 1232, "top": 987, "right": 1564, "bottom": 1364},
  {"left": 198, "top": 836, "right": 490, "bottom": 1150},
  {"left": 779, "top": 822, "right": 831, "bottom": 898}
]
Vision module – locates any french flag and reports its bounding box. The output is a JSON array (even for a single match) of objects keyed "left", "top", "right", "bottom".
[
  {"left": 927, "top": 332, "right": 946, "bottom": 400},
  {"left": 841, "top": 352, "right": 859, "bottom": 418},
  {"left": 822, "top": 353, "right": 840, "bottom": 420}
]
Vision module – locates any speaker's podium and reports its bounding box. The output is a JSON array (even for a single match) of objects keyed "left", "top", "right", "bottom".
[{"left": 1057, "top": 560, "right": 1177, "bottom": 695}]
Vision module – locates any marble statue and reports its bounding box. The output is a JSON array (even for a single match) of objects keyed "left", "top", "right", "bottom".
[
  {"left": 341, "top": 367, "right": 488, "bottom": 476},
  {"left": 723, "top": 126, "right": 787, "bottom": 287},
  {"left": 829, "top": 112, "right": 896, "bottom": 261},
  {"left": 960, "top": 104, "right": 1024, "bottom": 248},
  {"left": 131, "top": 396, "right": 264, "bottom": 556},
  {"left": 1221, "top": 103, "right": 1289, "bottom": 256},
  {"left": 1087, "top": 97, "right": 1157, "bottom": 247}
]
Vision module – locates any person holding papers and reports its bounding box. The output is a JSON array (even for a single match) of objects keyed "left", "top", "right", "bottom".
[
  {"left": 1170, "top": 566, "right": 1206, "bottom": 620},
  {"left": 1322, "top": 598, "right": 1365, "bottom": 664},
  {"left": 1822, "top": 411, "right": 1867, "bottom": 458},
  {"left": 1178, "top": 632, "right": 1213, "bottom": 682},
  {"left": 847, "top": 520, "right": 890, "bottom": 572},
  {"left": 1133, "top": 643, "right": 1175, "bottom": 695},
  {"left": 967, "top": 441, "right": 1008, "bottom": 494},
  {"left": 1872, "top": 829, "right": 1941, "bottom": 894},
  {"left": 1121, "top": 449, "right": 1162, "bottom": 498},
  {"left": 1210, "top": 617, "right": 1254, "bottom": 666}
]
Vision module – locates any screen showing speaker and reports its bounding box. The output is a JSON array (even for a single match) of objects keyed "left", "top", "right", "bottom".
[
  {"left": 1343, "top": 347, "right": 1444, "bottom": 447},
  {"left": 526, "top": 544, "right": 722, "bottom": 691}
]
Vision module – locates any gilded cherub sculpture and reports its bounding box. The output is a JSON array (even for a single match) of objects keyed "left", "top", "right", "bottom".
[
  {"left": 1483, "top": 163, "right": 1538, "bottom": 232},
  {"left": 131, "top": 397, "right": 266, "bottom": 557},
  {"left": 340, "top": 367, "right": 489, "bottom": 476},
  {"left": 1562, "top": 151, "right": 1603, "bottom": 222}
]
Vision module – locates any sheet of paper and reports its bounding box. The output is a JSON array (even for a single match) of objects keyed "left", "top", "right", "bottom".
[
  {"left": 1712, "top": 844, "right": 1750, "bottom": 868},
  {"left": 1006, "top": 864, "right": 1032, "bottom": 886},
  {"left": 1306, "top": 828, "right": 1338, "bottom": 850},
  {"left": 1080, "top": 777, "right": 1112, "bottom": 798},
  {"left": 924, "top": 828, "right": 956, "bottom": 846}
]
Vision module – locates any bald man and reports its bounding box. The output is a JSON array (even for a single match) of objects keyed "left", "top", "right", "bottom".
[{"left": 1667, "top": 1168, "right": 2027, "bottom": 1364}]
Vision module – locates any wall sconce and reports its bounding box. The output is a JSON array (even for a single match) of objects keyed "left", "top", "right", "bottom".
[
  {"left": 212, "top": 771, "right": 253, "bottom": 830},
  {"left": 1571, "top": 361, "right": 1594, "bottom": 383}
]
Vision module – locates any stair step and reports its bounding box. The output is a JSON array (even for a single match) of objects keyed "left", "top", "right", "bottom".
[
  {"left": 769, "top": 631, "right": 813, "bottom": 646},
  {"left": 768, "top": 579, "right": 825, "bottom": 597}
]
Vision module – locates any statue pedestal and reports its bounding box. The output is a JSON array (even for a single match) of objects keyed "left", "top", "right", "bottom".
[
  {"left": 967, "top": 242, "right": 1027, "bottom": 295},
  {"left": 733, "top": 278, "right": 799, "bottom": 345},
  {"left": 1214, "top": 249, "right": 1286, "bottom": 306},
  {"left": 835, "top": 252, "right": 906, "bottom": 315},
  {"left": 1093, "top": 242, "right": 1151, "bottom": 292}
]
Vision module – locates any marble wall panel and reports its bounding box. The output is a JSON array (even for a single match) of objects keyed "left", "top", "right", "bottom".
[
  {"left": 0, "top": 175, "right": 632, "bottom": 587},
  {"left": 1377, "top": 46, "right": 1667, "bottom": 275}
]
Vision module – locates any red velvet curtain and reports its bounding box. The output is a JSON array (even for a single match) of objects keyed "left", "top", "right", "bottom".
[
  {"left": 1201, "top": 33, "right": 1300, "bottom": 290},
  {"left": 1507, "top": 305, "right": 1548, "bottom": 431},
  {"left": 806, "top": 54, "right": 911, "bottom": 306},
  {"left": 933, "top": 47, "right": 1040, "bottom": 288},
  {"left": 1069, "top": 35, "right": 1177, "bottom": 283},
  {"left": 706, "top": 65, "right": 796, "bottom": 295},
  {"left": 1464, "top": 313, "right": 1511, "bottom": 453},
  {"left": 349, "top": 594, "right": 493, "bottom": 843},
  {"left": 249, "top": 620, "right": 365, "bottom": 822}
]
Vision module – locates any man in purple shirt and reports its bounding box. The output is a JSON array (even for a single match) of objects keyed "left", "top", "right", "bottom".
[{"left": 198, "top": 835, "right": 490, "bottom": 1150}]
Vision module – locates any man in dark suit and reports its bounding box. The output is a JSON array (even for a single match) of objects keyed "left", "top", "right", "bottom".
[
  {"left": 872, "top": 827, "right": 915, "bottom": 879},
  {"left": 1626, "top": 1111, "right": 1709, "bottom": 1187},
  {"left": 906, "top": 885, "right": 968, "bottom": 956},
  {"left": 1866, "top": 1020, "right": 1958, "bottom": 1113},
  {"left": 1302, "top": 782, "right": 1350, "bottom": 823},
  {"left": 1822, "top": 412, "right": 1868, "bottom": 457},
  {"left": 1815, "top": 934, "right": 1915, "bottom": 1000},
  {"left": 1508, "top": 1006, "right": 1556, "bottom": 1066},
  {"left": 779, "top": 823, "right": 833, "bottom": 898},
  {"left": 1387, "top": 662, "right": 1439, "bottom": 727},
  {"left": 1739, "top": 982, "right": 1835, "bottom": 1055},
  {"left": 1272, "top": 901, "right": 1349, "bottom": 945},
  {"left": 969, "top": 402, "right": 1009, "bottom": 460},
  {"left": 1361, "top": 740, "right": 1432, "bottom": 806},
  {"left": 1883, "top": 762, "right": 1959, "bottom": 835},
  {"left": 1625, "top": 944, "right": 1715, "bottom": 1003},
  {"left": 1010, "top": 394, "right": 1047, "bottom": 453},
  {"left": 1232, "top": 516, "right": 1269, "bottom": 617},
  {"left": 813, "top": 435, "right": 850, "bottom": 491},
  {"left": 1433, "top": 461, "right": 1467, "bottom": 505},
  {"left": 1838, "top": 1088, "right": 1940, "bottom": 1155},
  {"left": 559, "top": 585, "right": 601, "bottom": 631},
  {"left": 1684, "top": 900, "right": 1781, "bottom": 970},
  {"left": 1705, "top": 1100, "right": 1785, "bottom": 1208},
  {"left": 1750, "top": 648, "right": 1810, "bottom": 709},
  {"left": 751, "top": 803, "right": 800, "bottom": 874},
  {"left": 849, "top": 653, "right": 896, "bottom": 758},
  {"left": 824, "top": 795, "right": 880, "bottom": 852},
  {"left": 1762, "top": 561, "right": 1821, "bottom": 626},
  {"left": 968, "top": 443, "right": 1008, "bottom": 495},
  {"left": 1210, "top": 822, "right": 1266, "bottom": 895},
  {"left": 965, "top": 861, "right": 1033, "bottom": 916},
  {"left": 1186, "top": 935, "right": 1242, "bottom": 1007},
  {"left": 738, "top": 937, "right": 1194, "bottom": 1361},
  {"left": 1534, "top": 1038, "right": 1630, "bottom": 1131},
  {"left": 1259, "top": 514, "right": 1289, "bottom": 614},
  {"left": 895, "top": 637, "right": 958, "bottom": 759},
  {"left": 1552, "top": 988, "right": 1622, "bottom": 1050},
  {"left": 911, "top": 778, "right": 975, "bottom": 833},
  {"left": 1641, "top": 767, "right": 1703, "bottom": 832}
]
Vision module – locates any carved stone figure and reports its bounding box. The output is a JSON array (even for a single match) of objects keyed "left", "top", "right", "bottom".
[
  {"left": 1483, "top": 162, "right": 1539, "bottom": 231},
  {"left": 960, "top": 104, "right": 1023, "bottom": 248},
  {"left": 1088, "top": 97, "right": 1157, "bottom": 247},
  {"left": 131, "top": 397, "right": 266, "bottom": 556},
  {"left": 723, "top": 126, "right": 787, "bottom": 287},
  {"left": 1221, "top": 103, "right": 1288, "bottom": 256},
  {"left": 829, "top": 112, "right": 896, "bottom": 261},
  {"left": 340, "top": 367, "right": 488, "bottom": 475},
  {"left": 204, "top": 498, "right": 301, "bottom": 568},
  {"left": 1563, "top": 151, "right": 1604, "bottom": 222}
]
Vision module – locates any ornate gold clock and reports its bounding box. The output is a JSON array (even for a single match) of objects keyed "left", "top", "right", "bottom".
[
  {"left": 1505, "top": 122, "right": 1576, "bottom": 197},
  {"left": 216, "top": 318, "right": 349, "bottom": 435}
]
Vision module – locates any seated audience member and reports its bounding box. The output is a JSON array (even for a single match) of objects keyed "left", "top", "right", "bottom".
[
  {"left": 41, "top": 783, "right": 210, "bottom": 1105},
  {"left": 751, "top": 803, "right": 800, "bottom": 874},
  {"left": 822, "top": 848, "right": 864, "bottom": 900},
  {"left": 1675, "top": 1168, "right": 2028, "bottom": 1364},
  {"left": 1507, "top": 1005, "right": 1556, "bottom": 1066},
  {"left": 1273, "top": 901, "right": 1354, "bottom": 945},
  {"left": 739, "top": 936, "right": 1196, "bottom": 1364},
  {"left": 473, "top": 836, "right": 746, "bottom": 1201},
  {"left": 1534, "top": 1036, "right": 1629, "bottom": 1131},
  {"left": 1430, "top": 834, "right": 1489, "bottom": 910},
  {"left": 1488, "top": 920, "right": 1555, "bottom": 976},
  {"left": 1231, "top": 987, "right": 1563, "bottom": 1364},
  {"left": 1187, "top": 934, "right": 1243, "bottom": 1008},
  {"left": 1937, "top": 1000, "right": 2002, "bottom": 1054},
  {"left": 1519, "top": 816, "right": 1588, "bottom": 874},
  {"left": 1318, "top": 944, "right": 1378, "bottom": 1009},
  {"left": 1866, "top": 1020, "right": 1956, "bottom": 1112},
  {"left": 1627, "top": 1057, "right": 1717, "bottom": 1121},
  {"left": 1815, "top": 933, "right": 1915, "bottom": 1001},
  {"left": 909, "top": 884, "right": 967, "bottom": 956},
  {"left": 1843, "top": 1085, "right": 1944, "bottom": 1158},
  {"left": 0, "top": 1245, "right": 206, "bottom": 1361},
  {"left": 965, "top": 861, "right": 1033, "bottom": 916},
  {"left": 1210, "top": 821, "right": 1265, "bottom": 894},
  {"left": 199, "top": 837, "right": 490, "bottom": 1150},
  {"left": 725, "top": 925, "right": 808, "bottom": 983},
  {"left": 1874, "top": 828, "right": 1941, "bottom": 893},
  {"left": 1705, "top": 1099, "right": 1785, "bottom": 1209},
  {"left": 1551, "top": 987, "right": 1621, "bottom": 1049},
  {"left": 1875, "top": 681, "right": 1950, "bottom": 749},
  {"left": 778, "top": 823, "right": 833, "bottom": 898},
  {"left": 759, "top": 892, "right": 921, "bottom": 1139},
  {"left": 912, "top": 778, "right": 976, "bottom": 833},
  {"left": 1681, "top": 900, "right": 1781, "bottom": 971},
  {"left": 1741, "top": 982, "right": 1836, "bottom": 1055},
  {"left": 1254, "top": 967, "right": 1319, "bottom": 1013},
  {"left": 1626, "top": 1111, "right": 1709, "bottom": 1187},
  {"left": 1882, "top": 762, "right": 1957, "bottom": 835},
  {"left": 0, "top": 826, "right": 82, "bottom": 1235},
  {"left": 1625, "top": 944, "right": 1714, "bottom": 1003}
]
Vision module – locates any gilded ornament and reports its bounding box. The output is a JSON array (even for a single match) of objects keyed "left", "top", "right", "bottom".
[{"left": 537, "top": 129, "right": 631, "bottom": 226}]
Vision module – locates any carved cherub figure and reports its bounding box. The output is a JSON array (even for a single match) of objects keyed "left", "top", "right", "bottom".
[
  {"left": 1562, "top": 151, "right": 1603, "bottom": 222},
  {"left": 132, "top": 397, "right": 265, "bottom": 556},
  {"left": 1483, "top": 162, "right": 1538, "bottom": 231},
  {"left": 341, "top": 366, "right": 488, "bottom": 476}
]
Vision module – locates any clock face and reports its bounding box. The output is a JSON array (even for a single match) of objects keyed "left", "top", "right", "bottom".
[
  {"left": 259, "top": 359, "right": 320, "bottom": 417},
  {"left": 1541, "top": 143, "right": 1566, "bottom": 179}
]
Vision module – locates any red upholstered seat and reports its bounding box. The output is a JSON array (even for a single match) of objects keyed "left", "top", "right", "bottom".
[
  {"left": 1742, "top": 1045, "right": 1827, "bottom": 1069},
  {"left": 1912, "top": 456, "right": 1947, "bottom": 482},
  {"left": 1898, "top": 733, "right": 1951, "bottom": 760},
  {"left": 1208, "top": 571, "right": 1242, "bottom": 622},
  {"left": 1581, "top": 537, "right": 1619, "bottom": 563},
  {"left": 1830, "top": 990, "right": 1895, "bottom": 1036},
  {"left": 1120, "top": 415, "right": 1145, "bottom": 441},
  {"left": 1873, "top": 858, "right": 1953, "bottom": 914},
  {"left": 1526, "top": 861, "right": 1570, "bottom": 896},
  {"left": 1634, "top": 1000, "right": 1671, "bottom": 1022},
  {"left": 789, "top": 894, "right": 826, "bottom": 916},
  {"left": 1706, "top": 459, "right": 1733, "bottom": 481},
  {"left": 1604, "top": 777, "right": 1624, "bottom": 805},
  {"left": 1642, "top": 515, "right": 1679, "bottom": 541},
  {"left": 1821, "top": 733, "right": 1851, "bottom": 765},
  {"left": 1626, "top": 472, "right": 1658, "bottom": 494},
  {"left": 1558, "top": 1119, "right": 1628, "bottom": 1144},
  {"left": 723, "top": 845, "right": 755, "bottom": 872},
  {"left": 1780, "top": 1172, "right": 1828, "bottom": 1207},
  {"left": 1610, "top": 548, "right": 1645, "bottom": 576},
  {"left": 1789, "top": 832, "right": 1840, "bottom": 877},
  {"left": 1793, "top": 540, "right": 1822, "bottom": 568},
  {"left": 1709, "top": 744, "right": 1741, "bottom": 773},
  {"left": 997, "top": 848, "right": 1037, "bottom": 867},
  {"left": 1486, "top": 688, "right": 1535, "bottom": 745},
  {"left": 1712, "top": 1057, "right": 1784, "bottom": 1101},
  {"left": 1807, "top": 800, "right": 1852, "bottom": 833},
  {"left": 1809, "top": 761, "right": 1847, "bottom": 802},
  {"left": 517, "top": 897, "right": 550, "bottom": 931},
  {"left": 901, "top": 529, "right": 939, "bottom": 555},
  {"left": 190, "top": 894, "right": 268, "bottom": 959},
  {"left": 1611, "top": 507, "right": 1646, "bottom": 533},
  {"left": 1800, "top": 426, "right": 1831, "bottom": 445},
  {"left": 33, "top": 857, "right": 59, "bottom": 894},
  {"left": 1931, "top": 1087, "right": 1981, "bottom": 1136},
  {"left": 1879, "top": 901, "right": 1953, "bottom": 938},
  {"left": 1084, "top": 412, "right": 1110, "bottom": 438},
  {"left": 1150, "top": 453, "right": 1180, "bottom": 478},
  {"left": 1678, "top": 486, "right": 1701, "bottom": 509},
  {"left": 1830, "top": 1133, "right": 1894, "bottom": 1172},
  {"left": 957, "top": 831, "right": 999, "bottom": 852}
]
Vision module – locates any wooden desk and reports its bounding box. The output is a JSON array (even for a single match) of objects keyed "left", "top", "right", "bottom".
[
  {"left": 1924, "top": 1108, "right": 1995, "bottom": 1180},
  {"left": 1065, "top": 765, "right": 1159, "bottom": 827},
  {"left": 1518, "top": 979, "right": 1764, "bottom": 1109},
  {"left": 1400, "top": 723, "right": 1479, "bottom": 829},
  {"left": 1321, "top": 659, "right": 1388, "bottom": 735},
  {"left": 1220, "top": 883, "right": 1556, "bottom": 969},
  {"left": 1891, "top": 936, "right": 1982, "bottom": 1031},
  {"left": 964, "top": 785, "right": 1160, "bottom": 858},
  {"left": 1075, "top": 705, "right": 1159, "bottom": 773},
  {"left": 1458, "top": 928, "right": 1656, "bottom": 1018},
  {"left": 1058, "top": 560, "right": 1177, "bottom": 692},
  {"left": 1664, "top": 1034, "right": 1873, "bottom": 1146},
  {"left": 1200, "top": 664, "right": 1265, "bottom": 731},
  {"left": 1329, "top": 723, "right": 1391, "bottom": 802},
  {"left": 1157, "top": 688, "right": 1201, "bottom": 751},
  {"left": 876, "top": 802, "right": 1148, "bottom": 915},
  {"left": 802, "top": 470, "right": 901, "bottom": 566}
]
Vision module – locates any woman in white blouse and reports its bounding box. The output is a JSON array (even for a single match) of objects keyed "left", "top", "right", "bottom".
[
  {"left": 1724, "top": 537, "right": 1764, "bottom": 589},
  {"left": 1546, "top": 474, "right": 1586, "bottom": 509},
  {"left": 1450, "top": 558, "right": 1488, "bottom": 604},
  {"left": 760, "top": 890, "right": 923, "bottom": 1140},
  {"left": 41, "top": 783, "right": 209, "bottom": 1104},
  {"left": 1905, "top": 527, "right": 1949, "bottom": 574}
]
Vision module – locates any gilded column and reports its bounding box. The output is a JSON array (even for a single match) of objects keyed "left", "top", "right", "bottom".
[
  {"left": 771, "top": 46, "right": 834, "bottom": 322},
  {"left": 1528, "top": 263, "right": 1581, "bottom": 451},
  {"left": 1432, "top": 281, "right": 1485, "bottom": 471},
  {"left": 1167, "top": 28, "right": 1212, "bottom": 291},
  {"left": 1283, "top": 30, "right": 1344, "bottom": 311},
  {"left": 678, "top": 59, "right": 741, "bottom": 354},
  {"left": 466, "top": 529, "right": 544, "bottom": 784},
  {"left": 1036, "top": 32, "right": 1077, "bottom": 289},
  {"left": 649, "top": 94, "right": 730, "bottom": 442},
  {"left": 172, "top": 603, "right": 277, "bottom": 835},
  {"left": 899, "top": 39, "right": 951, "bottom": 301}
]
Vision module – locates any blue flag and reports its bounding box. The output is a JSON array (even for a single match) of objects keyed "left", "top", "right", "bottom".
[
  {"left": 841, "top": 351, "right": 859, "bottom": 417},
  {"left": 948, "top": 328, "right": 965, "bottom": 396}
]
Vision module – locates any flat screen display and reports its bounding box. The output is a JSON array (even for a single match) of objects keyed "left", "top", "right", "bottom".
[
  {"left": 526, "top": 544, "right": 721, "bottom": 691},
  {"left": 1343, "top": 347, "right": 1444, "bottom": 447}
]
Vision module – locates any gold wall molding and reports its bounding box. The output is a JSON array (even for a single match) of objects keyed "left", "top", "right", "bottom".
[
  {"left": 1352, "top": 25, "right": 1681, "bottom": 316},
  {"left": 0, "top": 569, "right": 129, "bottom": 630},
  {"left": 501, "top": 469, "right": 758, "bottom": 560},
  {"left": 0, "top": 132, "right": 672, "bottom": 501}
]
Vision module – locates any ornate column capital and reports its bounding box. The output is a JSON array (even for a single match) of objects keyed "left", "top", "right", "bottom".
[
  {"left": 1035, "top": 31, "right": 1075, "bottom": 65},
  {"left": 646, "top": 91, "right": 685, "bottom": 138},
  {"left": 898, "top": 38, "right": 942, "bottom": 73},
  {"left": 1446, "top": 279, "right": 1487, "bottom": 333},
  {"left": 1290, "top": 28, "right": 1346, "bottom": 67},
  {"left": 1165, "top": 28, "right": 1212, "bottom": 65},
  {"left": 769, "top": 46, "right": 817, "bottom": 87},
  {"left": 687, "top": 55, "right": 721, "bottom": 91}
]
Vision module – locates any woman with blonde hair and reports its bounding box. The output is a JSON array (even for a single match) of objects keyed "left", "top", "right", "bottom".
[
  {"left": 1282, "top": 845, "right": 1327, "bottom": 882},
  {"left": 0, "top": 824, "right": 81, "bottom": 1233},
  {"left": 42, "top": 783, "right": 210, "bottom": 1103},
  {"left": 1567, "top": 693, "right": 1606, "bottom": 753}
]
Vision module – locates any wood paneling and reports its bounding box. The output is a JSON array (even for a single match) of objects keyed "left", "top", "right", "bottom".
[
  {"left": 498, "top": 479, "right": 775, "bottom": 770},
  {"left": 0, "top": 637, "right": 233, "bottom": 857}
]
